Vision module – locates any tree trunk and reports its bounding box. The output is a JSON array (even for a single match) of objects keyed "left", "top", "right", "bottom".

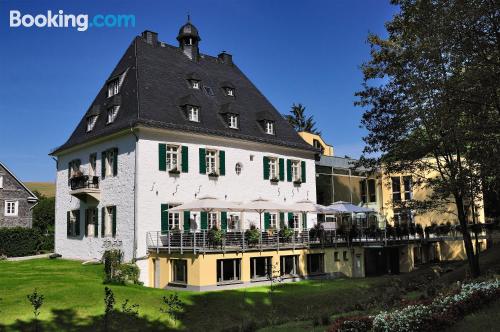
[{"left": 455, "top": 195, "right": 480, "bottom": 277}]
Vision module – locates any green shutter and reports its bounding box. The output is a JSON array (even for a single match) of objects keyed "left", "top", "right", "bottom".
[
  {"left": 288, "top": 212, "right": 294, "bottom": 228},
  {"left": 101, "top": 152, "right": 106, "bottom": 179},
  {"left": 199, "top": 148, "right": 206, "bottom": 174},
  {"left": 287, "top": 159, "right": 292, "bottom": 182},
  {"left": 263, "top": 156, "right": 270, "bottom": 180},
  {"left": 101, "top": 207, "right": 105, "bottom": 237},
  {"left": 67, "top": 211, "right": 71, "bottom": 237},
  {"left": 161, "top": 204, "right": 169, "bottom": 233},
  {"left": 158, "top": 143, "right": 166, "bottom": 171},
  {"left": 279, "top": 212, "right": 285, "bottom": 229},
  {"left": 183, "top": 210, "right": 190, "bottom": 231},
  {"left": 181, "top": 146, "right": 189, "bottom": 173},
  {"left": 112, "top": 206, "right": 117, "bottom": 237},
  {"left": 264, "top": 212, "right": 271, "bottom": 230},
  {"left": 201, "top": 212, "right": 208, "bottom": 230},
  {"left": 279, "top": 158, "right": 285, "bottom": 181},
  {"left": 94, "top": 208, "right": 98, "bottom": 237},
  {"left": 113, "top": 148, "right": 118, "bottom": 176},
  {"left": 221, "top": 211, "right": 227, "bottom": 230},
  {"left": 84, "top": 209, "right": 88, "bottom": 237},
  {"left": 219, "top": 150, "right": 226, "bottom": 176},
  {"left": 301, "top": 161, "right": 306, "bottom": 183},
  {"left": 75, "top": 210, "right": 81, "bottom": 236},
  {"left": 302, "top": 213, "right": 307, "bottom": 229}
]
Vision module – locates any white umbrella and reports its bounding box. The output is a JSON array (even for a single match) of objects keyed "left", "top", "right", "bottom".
[
  {"left": 242, "top": 197, "right": 291, "bottom": 230},
  {"left": 168, "top": 195, "right": 243, "bottom": 212},
  {"left": 293, "top": 199, "right": 326, "bottom": 213},
  {"left": 323, "top": 201, "right": 375, "bottom": 214}
]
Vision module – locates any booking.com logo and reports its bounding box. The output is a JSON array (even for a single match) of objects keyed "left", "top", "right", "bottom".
[{"left": 9, "top": 10, "right": 135, "bottom": 32}]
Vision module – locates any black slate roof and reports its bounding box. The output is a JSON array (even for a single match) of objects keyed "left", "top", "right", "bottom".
[{"left": 51, "top": 31, "right": 316, "bottom": 155}]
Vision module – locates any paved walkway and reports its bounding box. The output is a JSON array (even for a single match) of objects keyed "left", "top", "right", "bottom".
[{"left": 6, "top": 253, "right": 53, "bottom": 261}]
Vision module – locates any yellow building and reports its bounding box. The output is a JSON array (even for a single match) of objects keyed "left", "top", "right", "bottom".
[{"left": 298, "top": 132, "right": 334, "bottom": 156}]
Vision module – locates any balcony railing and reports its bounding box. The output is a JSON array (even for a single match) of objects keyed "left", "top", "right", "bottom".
[
  {"left": 69, "top": 175, "right": 99, "bottom": 190},
  {"left": 146, "top": 228, "right": 487, "bottom": 254}
]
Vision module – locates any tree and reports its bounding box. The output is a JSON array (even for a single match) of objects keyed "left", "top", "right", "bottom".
[
  {"left": 356, "top": 0, "right": 500, "bottom": 277},
  {"left": 284, "top": 103, "right": 321, "bottom": 134},
  {"left": 31, "top": 192, "right": 55, "bottom": 235}
]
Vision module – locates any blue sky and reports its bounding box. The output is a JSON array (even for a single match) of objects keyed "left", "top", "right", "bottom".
[{"left": 0, "top": 0, "right": 397, "bottom": 181}]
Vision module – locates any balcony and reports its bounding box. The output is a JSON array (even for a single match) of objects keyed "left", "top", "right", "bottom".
[{"left": 69, "top": 175, "right": 100, "bottom": 202}]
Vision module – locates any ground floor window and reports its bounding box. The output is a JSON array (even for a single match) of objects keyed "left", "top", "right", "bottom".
[
  {"left": 217, "top": 259, "right": 241, "bottom": 283},
  {"left": 307, "top": 254, "right": 325, "bottom": 275},
  {"left": 250, "top": 257, "right": 272, "bottom": 280},
  {"left": 86, "top": 208, "right": 98, "bottom": 237},
  {"left": 343, "top": 251, "right": 349, "bottom": 261},
  {"left": 171, "top": 259, "right": 187, "bottom": 284},
  {"left": 280, "top": 255, "right": 299, "bottom": 276}
]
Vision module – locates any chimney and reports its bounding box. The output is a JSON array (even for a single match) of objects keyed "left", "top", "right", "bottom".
[
  {"left": 141, "top": 30, "right": 158, "bottom": 46},
  {"left": 218, "top": 51, "right": 233, "bottom": 65}
]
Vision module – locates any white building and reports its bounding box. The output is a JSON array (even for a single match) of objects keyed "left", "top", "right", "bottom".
[{"left": 51, "top": 21, "right": 318, "bottom": 286}]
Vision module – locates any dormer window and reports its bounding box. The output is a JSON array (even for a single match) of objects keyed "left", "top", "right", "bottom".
[
  {"left": 265, "top": 121, "right": 275, "bottom": 135},
  {"left": 190, "top": 80, "right": 200, "bottom": 90},
  {"left": 107, "top": 106, "right": 119, "bottom": 124},
  {"left": 226, "top": 88, "right": 235, "bottom": 97},
  {"left": 228, "top": 114, "right": 239, "bottom": 129},
  {"left": 187, "top": 105, "right": 199, "bottom": 122},
  {"left": 86, "top": 115, "right": 98, "bottom": 132},
  {"left": 107, "top": 78, "right": 119, "bottom": 98}
]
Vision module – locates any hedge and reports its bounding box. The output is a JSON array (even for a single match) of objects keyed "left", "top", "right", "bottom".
[{"left": 0, "top": 227, "right": 53, "bottom": 257}]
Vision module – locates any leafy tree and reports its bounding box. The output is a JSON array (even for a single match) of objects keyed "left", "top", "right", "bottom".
[
  {"left": 32, "top": 192, "right": 55, "bottom": 235},
  {"left": 160, "top": 293, "right": 183, "bottom": 327},
  {"left": 27, "top": 288, "right": 44, "bottom": 332},
  {"left": 356, "top": 0, "right": 500, "bottom": 277},
  {"left": 284, "top": 103, "right": 321, "bottom": 134}
]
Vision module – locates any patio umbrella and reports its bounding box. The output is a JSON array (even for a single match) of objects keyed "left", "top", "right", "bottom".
[
  {"left": 168, "top": 195, "right": 243, "bottom": 213},
  {"left": 242, "top": 197, "right": 290, "bottom": 230},
  {"left": 322, "top": 201, "right": 374, "bottom": 214},
  {"left": 293, "top": 199, "right": 326, "bottom": 213}
]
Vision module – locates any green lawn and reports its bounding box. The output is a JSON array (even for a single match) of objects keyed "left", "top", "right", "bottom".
[
  {"left": 0, "top": 259, "right": 388, "bottom": 332},
  {"left": 447, "top": 299, "right": 500, "bottom": 332}
]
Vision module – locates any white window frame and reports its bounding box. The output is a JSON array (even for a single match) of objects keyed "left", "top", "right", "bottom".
[
  {"left": 191, "top": 80, "right": 200, "bottom": 89},
  {"left": 86, "top": 116, "right": 98, "bottom": 132},
  {"left": 4, "top": 201, "right": 18, "bottom": 216},
  {"left": 0, "top": 175, "right": 3, "bottom": 189},
  {"left": 104, "top": 207, "right": 113, "bottom": 237},
  {"left": 206, "top": 150, "right": 218, "bottom": 175},
  {"left": 292, "top": 213, "right": 300, "bottom": 229},
  {"left": 86, "top": 208, "right": 97, "bottom": 237},
  {"left": 69, "top": 210, "right": 78, "bottom": 236},
  {"left": 105, "top": 150, "right": 115, "bottom": 177},
  {"left": 166, "top": 145, "right": 180, "bottom": 171},
  {"left": 107, "top": 78, "right": 120, "bottom": 97},
  {"left": 208, "top": 212, "right": 218, "bottom": 229},
  {"left": 228, "top": 114, "right": 238, "bottom": 129},
  {"left": 265, "top": 121, "right": 274, "bottom": 135},
  {"left": 188, "top": 105, "right": 199, "bottom": 122},
  {"left": 270, "top": 213, "right": 278, "bottom": 229},
  {"left": 168, "top": 211, "right": 180, "bottom": 230},
  {"left": 228, "top": 214, "right": 239, "bottom": 230},
  {"left": 226, "top": 88, "right": 234, "bottom": 96},
  {"left": 107, "top": 106, "right": 119, "bottom": 124},
  {"left": 89, "top": 154, "right": 97, "bottom": 177},
  {"left": 269, "top": 157, "right": 278, "bottom": 179},
  {"left": 291, "top": 160, "right": 301, "bottom": 181}
]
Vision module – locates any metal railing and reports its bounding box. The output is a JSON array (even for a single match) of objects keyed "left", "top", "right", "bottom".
[
  {"left": 146, "top": 228, "right": 488, "bottom": 254},
  {"left": 69, "top": 175, "right": 99, "bottom": 190}
]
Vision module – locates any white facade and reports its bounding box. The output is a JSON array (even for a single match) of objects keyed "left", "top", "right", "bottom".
[{"left": 55, "top": 127, "right": 317, "bottom": 285}]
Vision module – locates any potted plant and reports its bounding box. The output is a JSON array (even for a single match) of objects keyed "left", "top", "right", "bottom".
[
  {"left": 245, "top": 224, "right": 260, "bottom": 246},
  {"left": 168, "top": 168, "right": 180, "bottom": 175},
  {"left": 208, "top": 172, "right": 219, "bottom": 178},
  {"left": 267, "top": 227, "right": 276, "bottom": 236},
  {"left": 208, "top": 226, "right": 223, "bottom": 247},
  {"left": 293, "top": 179, "right": 302, "bottom": 185},
  {"left": 270, "top": 177, "right": 279, "bottom": 183},
  {"left": 279, "top": 226, "right": 294, "bottom": 242}
]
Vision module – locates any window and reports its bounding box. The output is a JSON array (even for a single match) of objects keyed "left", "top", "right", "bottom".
[
  {"left": 391, "top": 177, "right": 401, "bottom": 202},
  {"left": 169, "top": 210, "right": 180, "bottom": 230},
  {"left": 307, "top": 254, "right": 325, "bottom": 275},
  {"left": 204, "top": 86, "right": 215, "bottom": 96},
  {"left": 280, "top": 255, "right": 299, "bottom": 276},
  {"left": 291, "top": 160, "right": 301, "bottom": 181},
  {"left": 290, "top": 213, "right": 300, "bottom": 229},
  {"left": 225, "top": 88, "right": 235, "bottom": 96},
  {"left": 269, "top": 157, "right": 278, "bottom": 179},
  {"left": 86, "top": 115, "right": 98, "bottom": 132},
  {"left": 368, "top": 179, "right": 376, "bottom": 202},
  {"left": 269, "top": 213, "right": 278, "bottom": 229},
  {"left": 86, "top": 208, "right": 97, "bottom": 237},
  {"left": 313, "top": 139, "right": 325, "bottom": 154},
  {"left": 250, "top": 257, "right": 272, "bottom": 280},
  {"left": 403, "top": 176, "right": 412, "bottom": 200},
  {"left": 265, "top": 121, "right": 275, "bottom": 135},
  {"left": 107, "top": 78, "right": 120, "bottom": 97},
  {"left": 107, "top": 106, "right": 119, "bottom": 124},
  {"left": 4, "top": 201, "right": 18, "bottom": 216},
  {"left": 206, "top": 150, "right": 217, "bottom": 174},
  {"left": 166, "top": 145, "right": 179, "bottom": 171},
  {"left": 89, "top": 154, "right": 97, "bottom": 177},
  {"left": 187, "top": 105, "right": 199, "bottom": 122},
  {"left": 0, "top": 175, "right": 4, "bottom": 189},
  {"left": 334, "top": 252, "right": 340, "bottom": 261},
  {"left": 217, "top": 259, "right": 241, "bottom": 283},
  {"left": 104, "top": 207, "right": 114, "bottom": 237},
  {"left": 190, "top": 80, "right": 200, "bottom": 89},
  {"left": 343, "top": 251, "right": 349, "bottom": 261},
  {"left": 361, "top": 180, "right": 367, "bottom": 203},
  {"left": 228, "top": 114, "right": 238, "bottom": 129},
  {"left": 208, "top": 212, "right": 218, "bottom": 229},
  {"left": 105, "top": 149, "right": 115, "bottom": 177},
  {"left": 361, "top": 179, "right": 377, "bottom": 203},
  {"left": 171, "top": 260, "right": 187, "bottom": 284},
  {"left": 235, "top": 163, "right": 242, "bottom": 175},
  {"left": 68, "top": 159, "right": 81, "bottom": 179},
  {"left": 68, "top": 210, "right": 79, "bottom": 237},
  {"left": 228, "top": 214, "right": 239, "bottom": 230}
]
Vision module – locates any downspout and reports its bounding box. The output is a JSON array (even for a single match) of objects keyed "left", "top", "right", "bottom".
[{"left": 131, "top": 125, "right": 139, "bottom": 261}]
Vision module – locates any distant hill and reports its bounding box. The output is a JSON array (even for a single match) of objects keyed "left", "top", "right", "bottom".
[{"left": 25, "top": 182, "right": 56, "bottom": 197}]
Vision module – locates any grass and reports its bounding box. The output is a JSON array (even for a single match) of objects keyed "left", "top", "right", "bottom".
[
  {"left": 449, "top": 299, "right": 500, "bottom": 332},
  {"left": 25, "top": 182, "right": 56, "bottom": 197},
  {"left": 0, "top": 259, "right": 389, "bottom": 332}
]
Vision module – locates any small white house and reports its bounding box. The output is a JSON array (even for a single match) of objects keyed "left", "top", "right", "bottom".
[{"left": 51, "top": 20, "right": 318, "bottom": 286}]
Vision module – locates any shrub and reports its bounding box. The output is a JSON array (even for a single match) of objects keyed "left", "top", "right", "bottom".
[
  {"left": 0, "top": 227, "right": 42, "bottom": 257},
  {"left": 119, "top": 263, "right": 141, "bottom": 285},
  {"left": 327, "top": 315, "right": 373, "bottom": 332},
  {"left": 103, "top": 250, "right": 124, "bottom": 284},
  {"left": 279, "top": 227, "right": 294, "bottom": 241},
  {"left": 208, "top": 226, "right": 223, "bottom": 245},
  {"left": 245, "top": 225, "right": 260, "bottom": 245}
]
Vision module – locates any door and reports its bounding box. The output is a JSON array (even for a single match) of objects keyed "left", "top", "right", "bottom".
[{"left": 353, "top": 253, "right": 363, "bottom": 277}]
